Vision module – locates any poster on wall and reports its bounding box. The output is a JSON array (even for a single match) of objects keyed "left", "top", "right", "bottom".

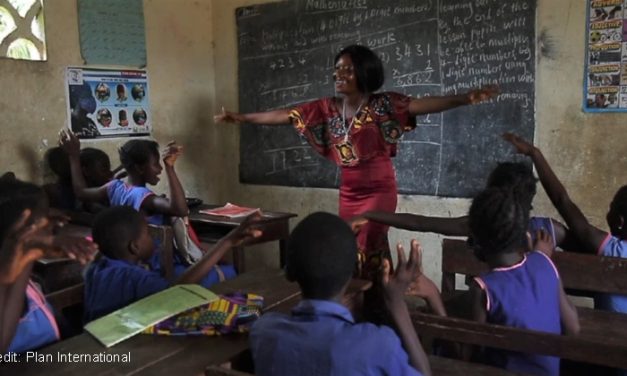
[
  {"left": 584, "top": 0, "right": 627, "bottom": 112},
  {"left": 65, "top": 67, "right": 151, "bottom": 139}
]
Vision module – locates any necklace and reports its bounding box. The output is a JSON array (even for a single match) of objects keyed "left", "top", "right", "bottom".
[{"left": 341, "top": 97, "right": 366, "bottom": 142}]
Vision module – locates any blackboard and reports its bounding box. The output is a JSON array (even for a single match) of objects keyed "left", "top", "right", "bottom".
[{"left": 237, "top": 0, "right": 536, "bottom": 197}]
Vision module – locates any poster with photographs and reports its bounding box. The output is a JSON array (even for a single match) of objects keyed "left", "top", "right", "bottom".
[
  {"left": 584, "top": 0, "right": 627, "bottom": 112},
  {"left": 66, "top": 67, "right": 151, "bottom": 139}
]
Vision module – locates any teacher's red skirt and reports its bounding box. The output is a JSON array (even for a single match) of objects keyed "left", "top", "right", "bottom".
[{"left": 339, "top": 156, "right": 397, "bottom": 279}]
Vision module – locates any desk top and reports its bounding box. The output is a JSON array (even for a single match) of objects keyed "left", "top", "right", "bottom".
[
  {"left": 1, "top": 269, "right": 299, "bottom": 376},
  {"left": 189, "top": 204, "right": 296, "bottom": 226}
]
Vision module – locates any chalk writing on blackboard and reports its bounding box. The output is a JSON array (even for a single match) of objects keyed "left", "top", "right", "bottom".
[{"left": 237, "top": 0, "right": 536, "bottom": 197}]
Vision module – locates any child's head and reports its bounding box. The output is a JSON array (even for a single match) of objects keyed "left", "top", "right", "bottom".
[
  {"left": 486, "top": 162, "right": 537, "bottom": 211},
  {"left": 80, "top": 148, "right": 113, "bottom": 187},
  {"left": 286, "top": 212, "right": 357, "bottom": 300},
  {"left": 118, "top": 140, "right": 162, "bottom": 185},
  {"left": 92, "top": 206, "right": 153, "bottom": 261},
  {"left": 607, "top": 185, "right": 627, "bottom": 238},
  {"left": 45, "top": 147, "right": 71, "bottom": 181},
  {"left": 468, "top": 187, "right": 529, "bottom": 261},
  {"left": 0, "top": 179, "right": 49, "bottom": 244}
]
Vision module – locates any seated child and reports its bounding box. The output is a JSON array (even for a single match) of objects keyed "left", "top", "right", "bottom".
[
  {"left": 0, "top": 179, "right": 97, "bottom": 353},
  {"left": 504, "top": 133, "right": 627, "bottom": 313},
  {"left": 84, "top": 206, "right": 261, "bottom": 322},
  {"left": 42, "top": 146, "right": 76, "bottom": 210},
  {"left": 60, "top": 131, "right": 235, "bottom": 287},
  {"left": 351, "top": 162, "right": 573, "bottom": 250},
  {"left": 79, "top": 147, "right": 114, "bottom": 188},
  {"left": 466, "top": 186, "right": 580, "bottom": 375},
  {"left": 250, "top": 212, "right": 432, "bottom": 376}
]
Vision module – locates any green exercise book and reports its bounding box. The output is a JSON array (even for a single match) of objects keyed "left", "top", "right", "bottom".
[{"left": 84, "top": 284, "right": 218, "bottom": 348}]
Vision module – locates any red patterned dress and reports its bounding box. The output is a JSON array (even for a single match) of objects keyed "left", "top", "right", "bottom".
[{"left": 289, "top": 92, "right": 416, "bottom": 278}]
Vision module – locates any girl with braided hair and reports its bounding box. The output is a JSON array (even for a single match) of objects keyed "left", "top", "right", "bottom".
[{"left": 467, "top": 187, "right": 579, "bottom": 376}]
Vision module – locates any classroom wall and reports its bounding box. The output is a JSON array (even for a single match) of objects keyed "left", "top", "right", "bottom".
[
  {"left": 1, "top": 1, "right": 625, "bottom": 284},
  {"left": 0, "top": 0, "right": 220, "bottom": 200},
  {"left": 211, "top": 0, "right": 627, "bottom": 281}
]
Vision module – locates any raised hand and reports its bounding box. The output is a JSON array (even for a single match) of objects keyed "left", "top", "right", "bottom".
[
  {"left": 58, "top": 129, "right": 81, "bottom": 158},
  {"left": 502, "top": 132, "right": 535, "bottom": 156},
  {"left": 162, "top": 141, "right": 183, "bottom": 167},
  {"left": 214, "top": 107, "right": 244, "bottom": 124},
  {"left": 467, "top": 85, "right": 500, "bottom": 104},
  {"left": 226, "top": 211, "right": 263, "bottom": 247},
  {"left": 382, "top": 239, "right": 421, "bottom": 299},
  {"left": 534, "top": 229, "right": 555, "bottom": 257},
  {"left": 0, "top": 210, "right": 52, "bottom": 284},
  {"left": 50, "top": 234, "right": 98, "bottom": 265}
]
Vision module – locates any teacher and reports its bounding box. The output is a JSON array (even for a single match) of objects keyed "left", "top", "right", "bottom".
[{"left": 215, "top": 45, "right": 497, "bottom": 279}]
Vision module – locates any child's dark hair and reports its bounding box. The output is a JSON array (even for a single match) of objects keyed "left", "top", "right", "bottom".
[
  {"left": 80, "top": 148, "right": 110, "bottom": 171},
  {"left": 0, "top": 179, "right": 47, "bottom": 243},
  {"left": 118, "top": 140, "right": 159, "bottom": 172},
  {"left": 335, "top": 45, "right": 384, "bottom": 93},
  {"left": 611, "top": 185, "right": 627, "bottom": 217},
  {"left": 286, "top": 212, "right": 357, "bottom": 299},
  {"left": 468, "top": 187, "right": 529, "bottom": 257},
  {"left": 45, "top": 147, "right": 71, "bottom": 181},
  {"left": 486, "top": 162, "right": 537, "bottom": 210},
  {"left": 92, "top": 206, "right": 144, "bottom": 259}
]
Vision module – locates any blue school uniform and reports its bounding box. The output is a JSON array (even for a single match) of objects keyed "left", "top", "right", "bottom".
[
  {"left": 474, "top": 251, "right": 562, "bottom": 376},
  {"left": 106, "top": 179, "right": 165, "bottom": 225},
  {"left": 596, "top": 234, "right": 627, "bottom": 313},
  {"left": 106, "top": 179, "right": 236, "bottom": 288},
  {"left": 83, "top": 256, "right": 170, "bottom": 322},
  {"left": 7, "top": 281, "right": 60, "bottom": 353},
  {"left": 250, "top": 299, "right": 422, "bottom": 376}
]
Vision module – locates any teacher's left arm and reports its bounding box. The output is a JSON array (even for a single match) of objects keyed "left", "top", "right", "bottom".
[{"left": 408, "top": 85, "right": 499, "bottom": 116}]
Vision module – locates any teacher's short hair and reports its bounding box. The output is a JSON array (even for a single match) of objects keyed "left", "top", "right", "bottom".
[
  {"left": 335, "top": 45, "right": 384, "bottom": 93},
  {"left": 286, "top": 212, "right": 357, "bottom": 300}
]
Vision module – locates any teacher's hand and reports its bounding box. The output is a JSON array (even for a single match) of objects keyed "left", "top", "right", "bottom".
[
  {"left": 467, "top": 85, "right": 499, "bottom": 104},
  {"left": 214, "top": 107, "right": 244, "bottom": 124}
]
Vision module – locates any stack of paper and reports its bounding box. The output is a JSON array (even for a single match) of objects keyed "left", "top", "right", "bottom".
[{"left": 199, "top": 203, "right": 261, "bottom": 218}]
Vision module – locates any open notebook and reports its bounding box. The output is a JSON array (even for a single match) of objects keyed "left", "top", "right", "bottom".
[{"left": 84, "top": 285, "right": 218, "bottom": 347}]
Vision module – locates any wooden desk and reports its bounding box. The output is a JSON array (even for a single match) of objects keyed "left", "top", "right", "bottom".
[
  {"left": 1, "top": 269, "right": 369, "bottom": 376},
  {"left": 189, "top": 205, "right": 297, "bottom": 272}
]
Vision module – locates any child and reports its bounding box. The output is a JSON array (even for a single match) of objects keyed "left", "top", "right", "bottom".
[
  {"left": 466, "top": 187, "right": 579, "bottom": 375},
  {"left": 43, "top": 146, "right": 76, "bottom": 211},
  {"left": 60, "top": 131, "right": 234, "bottom": 287},
  {"left": 250, "top": 212, "right": 432, "bottom": 376},
  {"left": 351, "top": 162, "right": 572, "bottom": 251},
  {"left": 504, "top": 133, "right": 627, "bottom": 313},
  {"left": 84, "top": 206, "right": 261, "bottom": 322},
  {"left": 0, "top": 179, "right": 97, "bottom": 353},
  {"left": 79, "top": 147, "right": 114, "bottom": 188}
]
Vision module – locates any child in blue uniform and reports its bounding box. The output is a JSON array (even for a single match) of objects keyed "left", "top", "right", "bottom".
[
  {"left": 0, "top": 179, "right": 96, "bottom": 353},
  {"left": 467, "top": 187, "right": 580, "bottom": 375},
  {"left": 60, "top": 131, "right": 236, "bottom": 287},
  {"left": 250, "top": 212, "right": 433, "bottom": 376},
  {"left": 84, "top": 206, "right": 261, "bottom": 322},
  {"left": 505, "top": 133, "right": 627, "bottom": 313}
]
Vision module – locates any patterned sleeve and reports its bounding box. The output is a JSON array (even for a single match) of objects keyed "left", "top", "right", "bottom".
[
  {"left": 374, "top": 92, "right": 417, "bottom": 145},
  {"left": 289, "top": 99, "right": 331, "bottom": 157}
]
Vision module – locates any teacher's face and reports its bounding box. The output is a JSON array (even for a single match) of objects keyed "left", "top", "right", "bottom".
[{"left": 334, "top": 54, "right": 359, "bottom": 95}]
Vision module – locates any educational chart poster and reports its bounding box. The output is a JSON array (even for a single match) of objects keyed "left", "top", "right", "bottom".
[
  {"left": 66, "top": 67, "right": 151, "bottom": 139},
  {"left": 584, "top": 0, "right": 627, "bottom": 112}
]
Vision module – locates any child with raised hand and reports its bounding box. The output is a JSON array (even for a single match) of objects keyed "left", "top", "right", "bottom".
[
  {"left": 59, "top": 130, "right": 188, "bottom": 224},
  {"left": 467, "top": 187, "right": 579, "bottom": 375},
  {"left": 350, "top": 162, "right": 572, "bottom": 251},
  {"left": 0, "top": 179, "right": 97, "bottom": 353},
  {"left": 250, "top": 212, "right": 431, "bottom": 376},
  {"left": 84, "top": 206, "right": 262, "bottom": 322},
  {"left": 504, "top": 132, "right": 627, "bottom": 313}
]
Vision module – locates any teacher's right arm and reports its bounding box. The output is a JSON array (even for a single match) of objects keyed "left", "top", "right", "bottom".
[{"left": 214, "top": 107, "right": 291, "bottom": 125}]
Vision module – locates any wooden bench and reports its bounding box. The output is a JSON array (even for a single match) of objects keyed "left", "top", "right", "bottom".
[{"left": 412, "top": 238, "right": 627, "bottom": 369}]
